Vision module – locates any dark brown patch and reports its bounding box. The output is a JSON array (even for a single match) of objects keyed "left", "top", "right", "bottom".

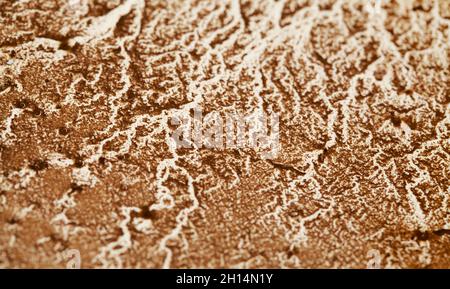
[
  {"left": 58, "top": 127, "right": 70, "bottom": 136},
  {"left": 29, "top": 159, "right": 49, "bottom": 171}
]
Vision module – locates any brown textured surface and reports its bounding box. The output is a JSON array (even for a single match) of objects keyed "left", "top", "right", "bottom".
[{"left": 0, "top": 0, "right": 449, "bottom": 268}]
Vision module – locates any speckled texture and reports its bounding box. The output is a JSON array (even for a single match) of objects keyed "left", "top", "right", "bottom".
[{"left": 0, "top": 0, "right": 449, "bottom": 268}]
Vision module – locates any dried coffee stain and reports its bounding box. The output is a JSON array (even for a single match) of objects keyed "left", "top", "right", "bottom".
[{"left": 0, "top": 0, "right": 449, "bottom": 268}]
